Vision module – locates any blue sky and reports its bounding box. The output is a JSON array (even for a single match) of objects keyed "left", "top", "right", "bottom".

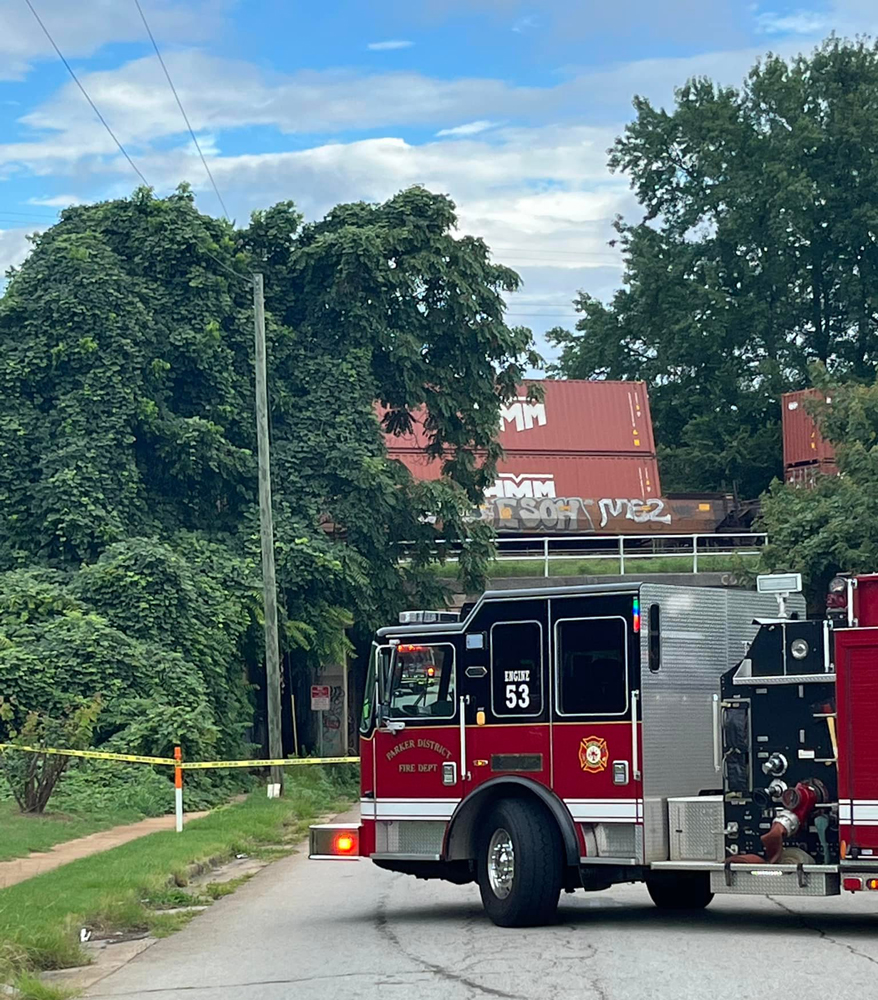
[{"left": 0, "top": 0, "right": 874, "bottom": 362}]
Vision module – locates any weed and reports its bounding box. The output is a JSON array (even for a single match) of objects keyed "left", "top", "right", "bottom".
[{"left": 12, "top": 971, "right": 78, "bottom": 1000}]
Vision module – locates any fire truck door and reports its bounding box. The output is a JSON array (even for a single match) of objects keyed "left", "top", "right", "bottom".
[
  {"left": 549, "top": 593, "right": 643, "bottom": 862},
  {"left": 463, "top": 599, "right": 551, "bottom": 793},
  {"left": 371, "top": 637, "right": 463, "bottom": 858}
]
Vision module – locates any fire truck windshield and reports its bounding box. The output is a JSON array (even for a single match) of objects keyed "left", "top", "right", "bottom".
[{"left": 389, "top": 643, "right": 455, "bottom": 719}]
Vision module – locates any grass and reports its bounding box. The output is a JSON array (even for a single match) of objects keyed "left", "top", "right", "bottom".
[
  {"left": 432, "top": 553, "right": 749, "bottom": 579},
  {"left": 12, "top": 972, "right": 77, "bottom": 1000},
  {"left": 0, "top": 799, "right": 145, "bottom": 863},
  {"left": 0, "top": 766, "right": 357, "bottom": 985}
]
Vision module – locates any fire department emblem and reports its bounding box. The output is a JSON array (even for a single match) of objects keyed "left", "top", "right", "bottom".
[{"left": 579, "top": 736, "right": 608, "bottom": 773}]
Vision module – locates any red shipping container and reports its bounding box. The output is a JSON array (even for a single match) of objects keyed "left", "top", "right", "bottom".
[
  {"left": 391, "top": 451, "right": 665, "bottom": 534},
  {"left": 782, "top": 389, "right": 836, "bottom": 468},
  {"left": 392, "top": 451, "right": 661, "bottom": 498},
  {"left": 382, "top": 379, "right": 656, "bottom": 457}
]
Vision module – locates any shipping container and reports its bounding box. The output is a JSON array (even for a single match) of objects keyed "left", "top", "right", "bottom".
[
  {"left": 786, "top": 460, "right": 839, "bottom": 488},
  {"left": 391, "top": 451, "right": 665, "bottom": 534},
  {"left": 381, "top": 379, "right": 656, "bottom": 457},
  {"left": 782, "top": 389, "right": 836, "bottom": 468}
]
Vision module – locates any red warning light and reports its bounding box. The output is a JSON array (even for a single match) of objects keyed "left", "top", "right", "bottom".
[{"left": 334, "top": 832, "right": 356, "bottom": 855}]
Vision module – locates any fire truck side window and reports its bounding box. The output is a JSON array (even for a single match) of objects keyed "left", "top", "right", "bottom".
[
  {"left": 556, "top": 616, "right": 628, "bottom": 716},
  {"left": 490, "top": 621, "right": 543, "bottom": 717},
  {"left": 389, "top": 644, "right": 455, "bottom": 719}
]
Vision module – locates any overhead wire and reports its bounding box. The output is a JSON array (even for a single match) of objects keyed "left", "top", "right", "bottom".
[
  {"left": 132, "top": 0, "right": 231, "bottom": 222},
  {"left": 20, "top": 0, "right": 246, "bottom": 284},
  {"left": 23, "top": 0, "right": 150, "bottom": 187}
]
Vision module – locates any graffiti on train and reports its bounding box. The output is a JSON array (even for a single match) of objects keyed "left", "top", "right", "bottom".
[
  {"left": 482, "top": 496, "right": 673, "bottom": 532},
  {"left": 597, "top": 497, "right": 671, "bottom": 530}
]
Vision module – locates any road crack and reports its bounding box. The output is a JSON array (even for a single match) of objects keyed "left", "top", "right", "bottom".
[
  {"left": 767, "top": 895, "right": 878, "bottom": 968},
  {"left": 375, "top": 891, "right": 526, "bottom": 999}
]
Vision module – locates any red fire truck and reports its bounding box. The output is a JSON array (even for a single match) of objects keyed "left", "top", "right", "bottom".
[{"left": 311, "top": 574, "right": 878, "bottom": 926}]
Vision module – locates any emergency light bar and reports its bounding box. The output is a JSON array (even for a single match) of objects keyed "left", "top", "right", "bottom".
[
  {"left": 756, "top": 573, "right": 802, "bottom": 595},
  {"left": 398, "top": 610, "right": 460, "bottom": 624}
]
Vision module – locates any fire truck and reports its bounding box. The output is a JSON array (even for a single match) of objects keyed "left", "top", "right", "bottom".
[{"left": 310, "top": 573, "right": 878, "bottom": 927}]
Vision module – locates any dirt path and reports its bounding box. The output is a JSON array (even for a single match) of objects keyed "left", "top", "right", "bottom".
[{"left": 0, "top": 812, "right": 209, "bottom": 889}]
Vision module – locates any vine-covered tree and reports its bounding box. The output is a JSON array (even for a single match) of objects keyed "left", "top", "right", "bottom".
[
  {"left": 551, "top": 37, "right": 878, "bottom": 498},
  {"left": 0, "top": 184, "right": 538, "bottom": 768}
]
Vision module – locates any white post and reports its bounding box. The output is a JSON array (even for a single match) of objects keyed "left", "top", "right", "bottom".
[
  {"left": 693, "top": 534, "right": 699, "bottom": 574},
  {"left": 618, "top": 536, "right": 625, "bottom": 575},
  {"left": 174, "top": 746, "right": 183, "bottom": 833},
  {"left": 544, "top": 538, "right": 549, "bottom": 578}
]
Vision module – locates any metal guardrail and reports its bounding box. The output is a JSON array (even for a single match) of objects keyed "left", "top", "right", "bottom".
[{"left": 429, "top": 532, "right": 767, "bottom": 577}]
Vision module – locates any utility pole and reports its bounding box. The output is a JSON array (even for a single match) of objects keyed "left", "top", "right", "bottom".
[{"left": 252, "top": 273, "right": 284, "bottom": 796}]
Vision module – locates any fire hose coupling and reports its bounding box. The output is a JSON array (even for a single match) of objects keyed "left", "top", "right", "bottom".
[
  {"left": 762, "top": 752, "right": 788, "bottom": 777},
  {"left": 771, "top": 780, "right": 829, "bottom": 837},
  {"left": 772, "top": 809, "right": 801, "bottom": 837}
]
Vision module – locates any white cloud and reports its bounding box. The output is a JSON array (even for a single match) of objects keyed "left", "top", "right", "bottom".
[
  {"left": 0, "top": 0, "right": 229, "bottom": 81},
  {"left": 436, "top": 120, "right": 498, "bottom": 136},
  {"left": 0, "top": 227, "right": 37, "bottom": 274},
  {"left": 367, "top": 40, "right": 414, "bottom": 50},
  {"left": 512, "top": 14, "right": 539, "bottom": 32},
  {"left": 0, "top": 42, "right": 787, "bottom": 179},
  {"left": 28, "top": 194, "right": 80, "bottom": 207},
  {"left": 756, "top": 10, "right": 829, "bottom": 35}
]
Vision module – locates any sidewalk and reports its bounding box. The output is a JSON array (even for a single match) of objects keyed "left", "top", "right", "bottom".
[{"left": 0, "top": 812, "right": 208, "bottom": 889}]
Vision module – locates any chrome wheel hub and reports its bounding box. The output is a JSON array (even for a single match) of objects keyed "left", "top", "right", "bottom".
[{"left": 488, "top": 828, "right": 515, "bottom": 899}]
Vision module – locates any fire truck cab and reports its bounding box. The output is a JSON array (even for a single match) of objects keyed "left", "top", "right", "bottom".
[{"left": 311, "top": 575, "right": 878, "bottom": 927}]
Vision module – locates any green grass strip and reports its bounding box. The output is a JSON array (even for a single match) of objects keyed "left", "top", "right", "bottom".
[{"left": 0, "top": 767, "right": 356, "bottom": 981}]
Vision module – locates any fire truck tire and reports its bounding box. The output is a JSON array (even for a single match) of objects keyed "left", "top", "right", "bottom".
[
  {"left": 645, "top": 872, "right": 714, "bottom": 910},
  {"left": 477, "top": 799, "right": 563, "bottom": 927}
]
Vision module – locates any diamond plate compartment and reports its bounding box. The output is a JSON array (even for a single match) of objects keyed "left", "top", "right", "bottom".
[{"left": 711, "top": 867, "right": 840, "bottom": 896}]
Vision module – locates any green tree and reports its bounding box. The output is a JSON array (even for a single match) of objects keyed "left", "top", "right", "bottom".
[
  {"left": 0, "top": 184, "right": 538, "bottom": 771},
  {"left": 760, "top": 376, "right": 878, "bottom": 604},
  {"left": 550, "top": 37, "right": 878, "bottom": 498}
]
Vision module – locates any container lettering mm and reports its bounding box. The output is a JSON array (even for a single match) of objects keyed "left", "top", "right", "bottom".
[
  {"left": 380, "top": 379, "right": 657, "bottom": 457},
  {"left": 782, "top": 389, "right": 837, "bottom": 469}
]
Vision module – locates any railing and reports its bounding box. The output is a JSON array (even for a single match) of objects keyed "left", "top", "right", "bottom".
[{"left": 419, "top": 532, "right": 767, "bottom": 578}]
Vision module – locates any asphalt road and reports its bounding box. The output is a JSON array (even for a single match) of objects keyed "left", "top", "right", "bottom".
[{"left": 87, "top": 815, "right": 878, "bottom": 1000}]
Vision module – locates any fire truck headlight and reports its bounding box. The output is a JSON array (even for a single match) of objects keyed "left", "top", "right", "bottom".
[
  {"left": 790, "top": 638, "right": 810, "bottom": 660},
  {"left": 828, "top": 576, "right": 847, "bottom": 593}
]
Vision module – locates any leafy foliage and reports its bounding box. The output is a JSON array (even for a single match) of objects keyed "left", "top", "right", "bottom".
[
  {"left": 1, "top": 698, "right": 101, "bottom": 813},
  {"left": 760, "top": 375, "right": 878, "bottom": 603},
  {"left": 550, "top": 37, "right": 878, "bottom": 497},
  {"left": 0, "top": 184, "right": 537, "bottom": 798}
]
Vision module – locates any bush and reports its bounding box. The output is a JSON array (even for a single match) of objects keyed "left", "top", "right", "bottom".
[{"left": 0, "top": 699, "right": 101, "bottom": 814}]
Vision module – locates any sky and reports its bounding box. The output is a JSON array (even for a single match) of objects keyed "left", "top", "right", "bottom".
[{"left": 0, "top": 0, "right": 876, "bottom": 367}]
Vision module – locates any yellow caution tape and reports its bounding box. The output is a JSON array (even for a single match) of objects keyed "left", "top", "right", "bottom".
[
  {"left": 0, "top": 744, "right": 177, "bottom": 765},
  {"left": 0, "top": 744, "right": 359, "bottom": 769},
  {"left": 180, "top": 756, "right": 360, "bottom": 770}
]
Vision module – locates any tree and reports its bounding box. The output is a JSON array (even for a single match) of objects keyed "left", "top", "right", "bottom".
[
  {"left": 0, "top": 184, "right": 538, "bottom": 768},
  {"left": 550, "top": 37, "right": 878, "bottom": 498},
  {"left": 760, "top": 375, "right": 878, "bottom": 604}
]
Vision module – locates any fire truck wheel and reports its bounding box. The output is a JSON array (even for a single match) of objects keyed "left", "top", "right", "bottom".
[
  {"left": 645, "top": 872, "right": 714, "bottom": 911},
  {"left": 477, "top": 799, "right": 563, "bottom": 927}
]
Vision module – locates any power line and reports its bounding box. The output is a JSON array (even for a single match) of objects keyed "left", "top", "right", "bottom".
[
  {"left": 133, "top": 0, "right": 230, "bottom": 222},
  {"left": 24, "top": 0, "right": 150, "bottom": 187},
  {"left": 0, "top": 209, "right": 61, "bottom": 220}
]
